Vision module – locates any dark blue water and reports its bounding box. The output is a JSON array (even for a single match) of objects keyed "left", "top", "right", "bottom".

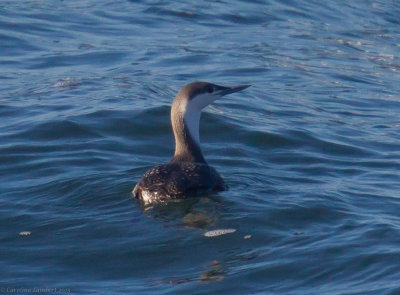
[{"left": 1, "top": 0, "right": 400, "bottom": 294}]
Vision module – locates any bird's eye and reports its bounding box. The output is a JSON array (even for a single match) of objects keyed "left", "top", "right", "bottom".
[{"left": 207, "top": 86, "right": 214, "bottom": 93}]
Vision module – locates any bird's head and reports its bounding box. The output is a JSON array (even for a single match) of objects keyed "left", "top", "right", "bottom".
[
  {"left": 176, "top": 81, "right": 251, "bottom": 112},
  {"left": 171, "top": 81, "right": 250, "bottom": 147}
]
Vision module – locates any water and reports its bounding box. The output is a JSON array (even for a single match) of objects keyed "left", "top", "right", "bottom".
[{"left": 1, "top": 0, "right": 400, "bottom": 293}]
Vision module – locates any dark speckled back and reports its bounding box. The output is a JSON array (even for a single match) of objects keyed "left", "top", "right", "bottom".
[{"left": 133, "top": 162, "right": 226, "bottom": 202}]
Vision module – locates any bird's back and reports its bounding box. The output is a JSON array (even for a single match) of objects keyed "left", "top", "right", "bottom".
[{"left": 132, "top": 162, "right": 226, "bottom": 203}]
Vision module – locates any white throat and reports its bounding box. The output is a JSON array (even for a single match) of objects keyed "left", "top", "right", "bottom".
[
  {"left": 181, "top": 92, "right": 217, "bottom": 145},
  {"left": 183, "top": 109, "right": 201, "bottom": 145}
]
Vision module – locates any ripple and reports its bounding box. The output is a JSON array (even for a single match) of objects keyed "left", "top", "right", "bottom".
[
  {"left": 0, "top": 33, "right": 40, "bottom": 56},
  {"left": 144, "top": 7, "right": 203, "bottom": 20},
  {"left": 15, "top": 119, "right": 101, "bottom": 141},
  {"left": 26, "top": 51, "right": 128, "bottom": 69}
]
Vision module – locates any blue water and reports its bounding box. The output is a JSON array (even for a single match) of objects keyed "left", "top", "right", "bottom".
[{"left": 1, "top": 0, "right": 400, "bottom": 294}]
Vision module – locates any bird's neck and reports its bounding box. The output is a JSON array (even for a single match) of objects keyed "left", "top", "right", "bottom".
[{"left": 170, "top": 102, "right": 206, "bottom": 163}]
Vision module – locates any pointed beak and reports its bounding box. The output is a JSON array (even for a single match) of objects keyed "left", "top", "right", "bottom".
[{"left": 215, "top": 84, "right": 251, "bottom": 96}]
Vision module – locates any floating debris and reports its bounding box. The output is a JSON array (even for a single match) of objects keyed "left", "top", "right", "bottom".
[
  {"left": 244, "top": 235, "right": 252, "bottom": 239},
  {"left": 19, "top": 231, "right": 31, "bottom": 236},
  {"left": 204, "top": 228, "right": 236, "bottom": 237},
  {"left": 78, "top": 43, "right": 94, "bottom": 50},
  {"left": 53, "top": 78, "right": 81, "bottom": 88},
  {"left": 294, "top": 231, "right": 304, "bottom": 236}
]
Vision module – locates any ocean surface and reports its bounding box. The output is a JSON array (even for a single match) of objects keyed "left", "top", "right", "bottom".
[{"left": 1, "top": 0, "right": 400, "bottom": 294}]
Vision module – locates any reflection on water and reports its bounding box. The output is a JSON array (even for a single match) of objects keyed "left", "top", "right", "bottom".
[
  {"left": 151, "top": 260, "right": 236, "bottom": 285},
  {"left": 150, "top": 249, "right": 259, "bottom": 285},
  {"left": 199, "top": 260, "right": 226, "bottom": 282},
  {"left": 139, "top": 196, "right": 223, "bottom": 230}
]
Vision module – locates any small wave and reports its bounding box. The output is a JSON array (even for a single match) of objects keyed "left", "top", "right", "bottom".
[{"left": 16, "top": 119, "right": 101, "bottom": 141}]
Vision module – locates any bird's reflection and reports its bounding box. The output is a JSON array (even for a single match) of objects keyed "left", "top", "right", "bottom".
[
  {"left": 135, "top": 194, "right": 250, "bottom": 285},
  {"left": 199, "top": 260, "right": 226, "bottom": 282},
  {"left": 150, "top": 259, "right": 227, "bottom": 285},
  {"left": 137, "top": 195, "right": 223, "bottom": 229}
]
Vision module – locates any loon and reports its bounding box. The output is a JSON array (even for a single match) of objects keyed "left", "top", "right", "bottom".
[{"left": 132, "top": 81, "right": 250, "bottom": 204}]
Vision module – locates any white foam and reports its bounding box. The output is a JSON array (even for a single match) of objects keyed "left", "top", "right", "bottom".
[{"left": 204, "top": 228, "right": 237, "bottom": 237}]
